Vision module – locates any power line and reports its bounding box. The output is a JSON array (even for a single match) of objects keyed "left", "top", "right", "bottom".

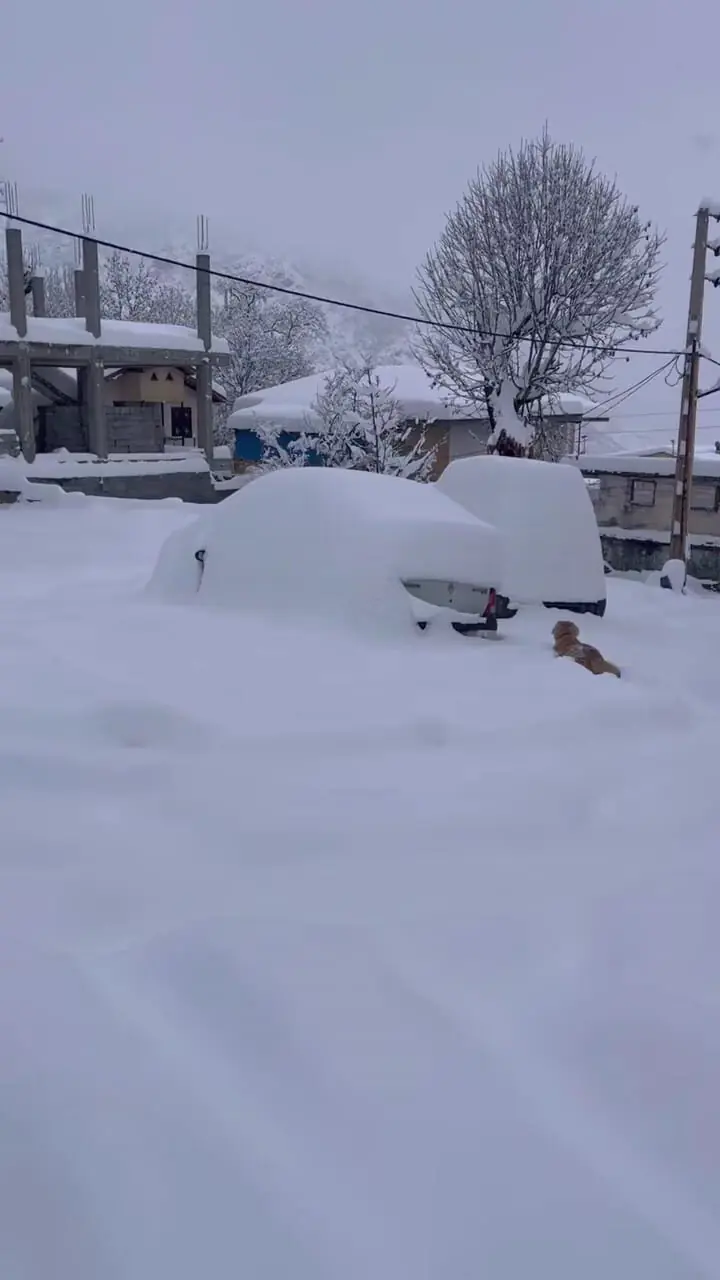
[
  {"left": 2, "top": 210, "right": 698, "bottom": 360},
  {"left": 603, "top": 406, "right": 720, "bottom": 419},
  {"left": 586, "top": 358, "right": 678, "bottom": 416},
  {"left": 595, "top": 423, "right": 720, "bottom": 436}
]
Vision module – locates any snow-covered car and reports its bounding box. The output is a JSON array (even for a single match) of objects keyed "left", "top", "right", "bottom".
[
  {"left": 149, "top": 466, "right": 504, "bottom": 637},
  {"left": 436, "top": 454, "right": 607, "bottom": 618}
]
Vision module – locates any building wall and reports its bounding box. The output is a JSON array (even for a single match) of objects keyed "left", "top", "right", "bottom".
[
  {"left": 601, "top": 533, "right": 720, "bottom": 582},
  {"left": 448, "top": 420, "right": 491, "bottom": 461},
  {"left": 107, "top": 367, "right": 198, "bottom": 446},
  {"left": 29, "top": 469, "right": 217, "bottom": 503},
  {"left": 38, "top": 404, "right": 163, "bottom": 453},
  {"left": 447, "top": 416, "right": 579, "bottom": 464},
  {"left": 587, "top": 470, "right": 720, "bottom": 539},
  {"left": 106, "top": 405, "right": 163, "bottom": 453}
]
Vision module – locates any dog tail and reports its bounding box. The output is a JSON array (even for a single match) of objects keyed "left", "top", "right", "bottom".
[{"left": 602, "top": 661, "right": 622, "bottom": 679}]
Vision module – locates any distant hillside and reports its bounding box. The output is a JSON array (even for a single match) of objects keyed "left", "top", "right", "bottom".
[{"left": 3, "top": 184, "right": 417, "bottom": 367}]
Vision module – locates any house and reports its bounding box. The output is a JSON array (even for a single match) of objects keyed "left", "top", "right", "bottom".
[
  {"left": 576, "top": 451, "right": 720, "bottom": 540},
  {"left": 570, "top": 450, "right": 720, "bottom": 582},
  {"left": 34, "top": 365, "right": 227, "bottom": 453},
  {"left": 1, "top": 222, "right": 230, "bottom": 464},
  {"left": 228, "top": 366, "right": 607, "bottom": 477},
  {"left": 0, "top": 363, "right": 227, "bottom": 455}
]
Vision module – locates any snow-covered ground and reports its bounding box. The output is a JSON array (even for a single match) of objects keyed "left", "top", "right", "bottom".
[{"left": 2, "top": 496, "right": 720, "bottom": 1278}]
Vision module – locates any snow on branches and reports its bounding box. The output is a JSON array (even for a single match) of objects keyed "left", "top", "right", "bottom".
[
  {"left": 259, "top": 360, "right": 437, "bottom": 479},
  {"left": 213, "top": 263, "right": 328, "bottom": 408},
  {"left": 99, "top": 250, "right": 196, "bottom": 326},
  {"left": 414, "top": 127, "right": 664, "bottom": 455}
]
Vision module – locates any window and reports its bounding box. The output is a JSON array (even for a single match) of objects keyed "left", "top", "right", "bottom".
[
  {"left": 629, "top": 479, "right": 656, "bottom": 508},
  {"left": 170, "top": 406, "right": 193, "bottom": 440},
  {"left": 691, "top": 484, "right": 719, "bottom": 512},
  {"left": 166, "top": 372, "right": 174, "bottom": 382},
  {"left": 150, "top": 372, "right": 158, "bottom": 382}
]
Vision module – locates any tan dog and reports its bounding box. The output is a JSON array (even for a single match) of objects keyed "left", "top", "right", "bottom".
[{"left": 552, "top": 620, "right": 621, "bottom": 679}]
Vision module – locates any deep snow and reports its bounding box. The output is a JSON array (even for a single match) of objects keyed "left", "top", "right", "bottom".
[
  {"left": 2, "top": 496, "right": 720, "bottom": 1278},
  {"left": 437, "top": 454, "right": 605, "bottom": 605},
  {"left": 149, "top": 467, "right": 503, "bottom": 635}
]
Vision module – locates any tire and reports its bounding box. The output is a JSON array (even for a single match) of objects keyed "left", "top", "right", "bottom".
[
  {"left": 451, "top": 615, "right": 498, "bottom": 636},
  {"left": 543, "top": 598, "right": 606, "bottom": 618},
  {"left": 495, "top": 594, "right": 518, "bottom": 620}
]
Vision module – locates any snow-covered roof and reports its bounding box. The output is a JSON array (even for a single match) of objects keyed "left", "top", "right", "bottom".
[
  {"left": 543, "top": 392, "right": 597, "bottom": 416},
  {"left": 580, "top": 422, "right": 720, "bottom": 460},
  {"left": 229, "top": 365, "right": 597, "bottom": 433},
  {"left": 229, "top": 366, "right": 461, "bottom": 431},
  {"left": 572, "top": 453, "right": 720, "bottom": 479},
  {"left": 0, "top": 313, "right": 230, "bottom": 357}
]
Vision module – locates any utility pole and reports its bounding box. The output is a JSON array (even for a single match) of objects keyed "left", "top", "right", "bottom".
[{"left": 668, "top": 204, "right": 720, "bottom": 566}]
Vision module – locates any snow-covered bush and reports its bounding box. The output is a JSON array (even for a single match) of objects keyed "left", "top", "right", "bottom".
[{"left": 259, "top": 360, "right": 437, "bottom": 479}]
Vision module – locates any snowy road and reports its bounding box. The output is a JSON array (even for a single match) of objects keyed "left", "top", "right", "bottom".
[{"left": 2, "top": 497, "right": 720, "bottom": 1278}]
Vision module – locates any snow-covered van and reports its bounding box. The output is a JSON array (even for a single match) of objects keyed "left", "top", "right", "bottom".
[{"left": 436, "top": 455, "right": 607, "bottom": 617}]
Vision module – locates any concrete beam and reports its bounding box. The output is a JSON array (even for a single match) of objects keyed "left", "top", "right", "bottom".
[
  {"left": 5, "top": 227, "right": 28, "bottom": 337},
  {"left": 82, "top": 238, "right": 101, "bottom": 338},
  {"left": 0, "top": 343, "right": 229, "bottom": 368},
  {"left": 30, "top": 276, "right": 46, "bottom": 318},
  {"left": 13, "top": 350, "right": 35, "bottom": 462}
]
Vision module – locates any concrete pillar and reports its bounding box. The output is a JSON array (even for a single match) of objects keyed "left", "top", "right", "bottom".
[
  {"left": 5, "top": 227, "right": 27, "bottom": 337},
  {"left": 81, "top": 237, "right": 101, "bottom": 338},
  {"left": 86, "top": 359, "right": 107, "bottom": 459},
  {"left": 195, "top": 251, "right": 213, "bottom": 465},
  {"left": 13, "top": 349, "right": 35, "bottom": 462},
  {"left": 30, "top": 275, "right": 46, "bottom": 317},
  {"left": 74, "top": 268, "right": 85, "bottom": 318},
  {"left": 76, "top": 367, "right": 88, "bottom": 446}
]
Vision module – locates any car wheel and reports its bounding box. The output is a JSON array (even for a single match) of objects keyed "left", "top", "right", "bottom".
[
  {"left": 451, "top": 615, "right": 498, "bottom": 636},
  {"left": 495, "top": 594, "right": 518, "bottom": 620}
]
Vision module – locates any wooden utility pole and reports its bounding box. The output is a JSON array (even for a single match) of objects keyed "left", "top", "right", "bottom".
[
  {"left": 669, "top": 208, "right": 711, "bottom": 563},
  {"left": 195, "top": 215, "right": 213, "bottom": 466}
]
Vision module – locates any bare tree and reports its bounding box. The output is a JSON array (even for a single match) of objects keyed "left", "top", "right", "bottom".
[
  {"left": 43, "top": 265, "right": 77, "bottom": 317},
  {"left": 214, "top": 271, "right": 327, "bottom": 406},
  {"left": 0, "top": 253, "right": 33, "bottom": 312},
  {"left": 414, "top": 128, "right": 664, "bottom": 455},
  {"left": 100, "top": 250, "right": 195, "bottom": 326}
]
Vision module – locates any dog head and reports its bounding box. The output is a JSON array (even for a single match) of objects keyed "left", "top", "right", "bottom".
[{"left": 552, "top": 620, "right": 579, "bottom": 643}]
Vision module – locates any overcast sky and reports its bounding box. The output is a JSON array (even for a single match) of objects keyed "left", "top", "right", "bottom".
[{"left": 4, "top": 0, "right": 720, "bottom": 438}]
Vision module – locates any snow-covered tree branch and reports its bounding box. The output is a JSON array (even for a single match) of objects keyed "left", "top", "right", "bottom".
[
  {"left": 414, "top": 128, "right": 664, "bottom": 455},
  {"left": 213, "top": 263, "right": 328, "bottom": 408},
  {"left": 100, "top": 250, "right": 195, "bottom": 326},
  {"left": 43, "top": 265, "right": 77, "bottom": 318},
  {"left": 259, "top": 359, "right": 436, "bottom": 479}
]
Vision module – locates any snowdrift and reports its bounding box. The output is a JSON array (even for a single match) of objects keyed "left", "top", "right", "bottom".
[
  {"left": 3, "top": 498, "right": 720, "bottom": 1278},
  {"left": 149, "top": 467, "right": 503, "bottom": 636},
  {"left": 437, "top": 455, "right": 606, "bottom": 608}
]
